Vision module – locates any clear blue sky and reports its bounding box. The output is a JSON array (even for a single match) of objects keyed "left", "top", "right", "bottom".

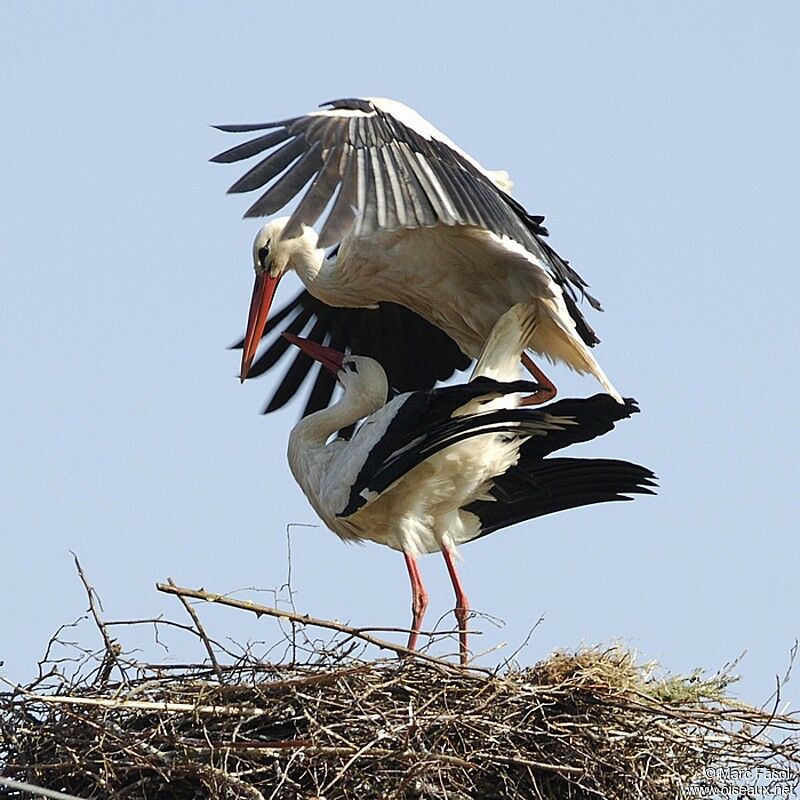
[{"left": 2, "top": 3, "right": 798, "bottom": 703}]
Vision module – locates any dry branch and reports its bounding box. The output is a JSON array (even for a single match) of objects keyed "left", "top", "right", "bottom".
[{"left": 155, "top": 581, "right": 492, "bottom": 675}]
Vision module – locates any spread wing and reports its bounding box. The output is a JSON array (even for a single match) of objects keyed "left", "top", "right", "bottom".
[
  {"left": 212, "top": 96, "right": 602, "bottom": 314},
  {"left": 230, "top": 288, "right": 472, "bottom": 416}
]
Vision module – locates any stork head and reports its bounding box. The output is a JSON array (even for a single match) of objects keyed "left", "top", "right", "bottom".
[
  {"left": 240, "top": 218, "right": 320, "bottom": 382},
  {"left": 283, "top": 334, "right": 389, "bottom": 409}
]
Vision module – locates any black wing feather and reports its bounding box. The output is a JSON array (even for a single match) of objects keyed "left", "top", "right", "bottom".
[
  {"left": 283, "top": 145, "right": 345, "bottom": 239},
  {"left": 339, "top": 379, "right": 543, "bottom": 517},
  {"left": 230, "top": 289, "right": 472, "bottom": 415},
  {"left": 339, "top": 393, "right": 641, "bottom": 518},
  {"left": 264, "top": 348, "right": 315, "bottom": 413},
  {"left": 243, "top": 302, "right": 316, "bottom": 379},
  {"left": 466, "top": 457, "right": 657, "bottom": 537},
  {"left": 318, "top": 153, "right": 359, "bottom": 248},
  {"left": 244, "top": 140, "right": 323, "bottom": 217},
  {"left": 210, "top": 129, "right": 292, "bottom": 164},
  {"left": 510, "top": 395, "right": 639, "bottom": 459},
  {"left": 227, "top": 136, "right": 307, "bottom": 195}
]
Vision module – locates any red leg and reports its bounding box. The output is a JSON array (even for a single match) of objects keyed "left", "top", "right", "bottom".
[
  {"left": 520, "top": 353, "right": 557, "bottom": 405},
  {"left": 403, "top": 552, "right": 429, "bottom": 653},
  {"left": 441, "top": 547, "right": 470, "bottom": 665}
]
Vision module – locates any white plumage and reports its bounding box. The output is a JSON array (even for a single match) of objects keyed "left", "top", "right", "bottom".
[{"left": 214, "top": 97, "right": 622, "bottom": 412}]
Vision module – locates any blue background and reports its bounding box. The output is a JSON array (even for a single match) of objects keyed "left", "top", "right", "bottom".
[{"left": 1, "top": 3, "right": 798, "bottom": 704}]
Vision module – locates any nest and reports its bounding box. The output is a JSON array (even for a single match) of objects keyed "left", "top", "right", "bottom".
[{"left": 2, "top": 572, "right": 799, "bottom": 800}]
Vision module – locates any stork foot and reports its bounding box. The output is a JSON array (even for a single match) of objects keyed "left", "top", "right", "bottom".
[
  {"left": 521, "top": 353, "right": 557, "bottom": 405},
  {"left": 519, "top": 387, "right": 557, "bottom": 405},
  {"left": 454, "top": 601, "right": 470, "bottom": 666}
]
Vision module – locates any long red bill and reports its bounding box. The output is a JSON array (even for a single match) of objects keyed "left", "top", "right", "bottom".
[
  {"left": 282, "top": 333, "right": 344, "bottom": 375},
  {"left": 240, "top": 272, "right": 282, "bottom": 382}
]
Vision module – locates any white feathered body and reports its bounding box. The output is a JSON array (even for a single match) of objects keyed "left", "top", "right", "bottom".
[
  {"left": 288, "top": 395, "right": 524, "bottom": 556},
  {"left": 293, "top": 224, "right": 620, "bottom": 401}
]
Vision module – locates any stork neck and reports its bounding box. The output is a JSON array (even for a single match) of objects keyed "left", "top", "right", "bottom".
[
  {"left": 289, "top": 388, "right": 381, "bottom": 450},
  {"left": 288, "top": 236, "right": 330, "bottom": 292}
]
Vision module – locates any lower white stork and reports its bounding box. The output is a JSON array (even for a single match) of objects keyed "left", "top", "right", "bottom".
[
  {"left": 213, "top": 97, "right": 623, "bottom": 416},
  {"left": 284, "top": 305, "right": 655, "bottom": 664}
]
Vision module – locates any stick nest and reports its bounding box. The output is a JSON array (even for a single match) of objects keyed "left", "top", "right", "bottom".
[{"left": 2, "top": 579, "right": 799, "bottom": 799}]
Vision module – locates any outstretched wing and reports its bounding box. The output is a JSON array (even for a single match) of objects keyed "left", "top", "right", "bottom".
[
  {"left": 230, "top": 289, "right": 472, "bottom": 416},
  {"left": 339, "top": 393, "right": 642, "bottom": 518},
  {"left": 212, "top": 96, "right": 601, "bottom": 313}
]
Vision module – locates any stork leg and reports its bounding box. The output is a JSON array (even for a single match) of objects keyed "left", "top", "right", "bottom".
[
  {"left": 403, "top": 552, "right": 429, "bottom": 653},
  {"left": 441, "top": 546, "right": 470, "bottom": 665},
  {"left": 520, "top": 353, "right": 557, "bottom": 405}
]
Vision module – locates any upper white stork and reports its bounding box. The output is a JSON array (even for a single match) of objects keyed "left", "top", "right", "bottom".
[
  {"left": 213, "top": 97, "right": 623, "bottom": 415},
  {"left": 283, "top": 305, "right": 655, "bottom": 664}
]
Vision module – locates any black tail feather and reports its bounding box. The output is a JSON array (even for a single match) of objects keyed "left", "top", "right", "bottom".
[{"left": 466, "top": 457, "right": 657, "bottom": 538}]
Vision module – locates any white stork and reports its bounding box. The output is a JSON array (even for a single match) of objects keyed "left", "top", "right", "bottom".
[
  {"left": 213, "top": 97, "right": 623, "bottom": 415},
  {"left": 283, "top": 305, "right": 655, "bottom": 664}
]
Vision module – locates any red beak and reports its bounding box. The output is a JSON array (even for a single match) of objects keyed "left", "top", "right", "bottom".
[
  {"left": 240, "top": 272, "right": 282, "bottom": 382},
  {"left": 282, "top": 333, "right": 344, "bottom": 375}
]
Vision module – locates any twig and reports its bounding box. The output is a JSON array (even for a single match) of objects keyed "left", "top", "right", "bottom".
[
  {"left": 503, "top": 615, "right": 546, "bottom": 669},
  {"left": 156, "top": 581, "right": 493, "bottom": 675},
  {"left": 0, "top": 776, "right": 90, "bottom": 800},
  {"left": 71, "top": 553, "right": 121, "bottom": 683},
  {"left": 166, "top": 577, "right": 224, "bottom": 682},
  {"left": 12, "top": 690, "right": 268, "bottom": 717}
]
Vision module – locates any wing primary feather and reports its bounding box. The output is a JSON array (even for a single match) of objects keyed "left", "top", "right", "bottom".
[
  {"left": 262, "top": 291, "right": 310, "bottom": 335},
  {"left": 355, "top": 146, "right": 379, "bottom": 237},
  {"left": 368, "top": 147, "right": 390, "bottom": 228},
  {"left": 379, "top": 145, "right": 407, "bottom": 227},
  {"left": 244, "top": 140, "right": 323, "bottom": 218},
  {"left": 468, "top": 457, "right": 656, "bottom": 537},
  {"left": 245, "top": 305, "right": 315, "bottom": 377},
  {"left": 302, "top": 362, "right": 338, "bottom": 417},
  {"left": 318, "top": 151, "right": 358, "bottom": 247},
  {"left": 264, "top": 349, "right": 315, "bottom": 413},
  {"left": 227, "top": 136, "right": 306, "bottom": 194},
  {"left": 296, "top": 313, "right": 340, "bottom": 415},
  {"left": 394, "top": 142, "right": 437, "bottom": 226},
  {"left": 210, "top": 129, "right": 291, "bottom": 164},
  {"left": 410, "top": 151, "right": 458, "bottom": 224},
  {"left": 214, "top": 118, "right": 300, "bottom": 133},
  {"left": 283, "top": 145, "right": 344, "bottom": 239},
  {"left": 432, "top": 159, "right": 474, "bottom": 224}
]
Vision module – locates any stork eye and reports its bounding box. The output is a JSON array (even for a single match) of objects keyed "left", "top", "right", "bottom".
[
  {"left": 257, "top": 244, "right": 270, "bottom": 265},
  {"left": 344, "top": 360, "right": 359, "bottom": 374}
]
